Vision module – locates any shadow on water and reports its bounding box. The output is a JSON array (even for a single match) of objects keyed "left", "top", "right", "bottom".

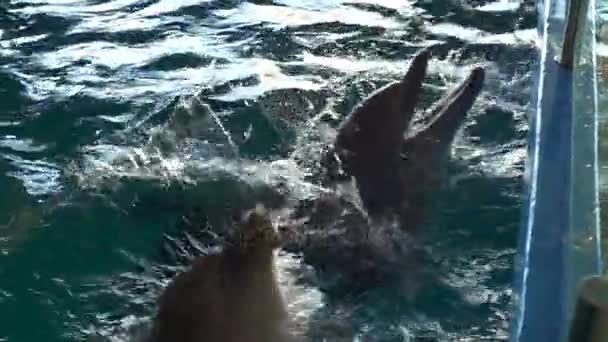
[{"left": 0, "top": 0, "right": 535, "bottom": 340}]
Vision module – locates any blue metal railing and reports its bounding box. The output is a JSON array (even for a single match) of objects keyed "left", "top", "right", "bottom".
[{"left": 510, "top": 0, "right": 602, "bottom": 341}]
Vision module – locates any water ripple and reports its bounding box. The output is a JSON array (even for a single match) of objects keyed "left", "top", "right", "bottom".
[{"left": 0, "top": 0, "right": 535, "bottom": 340}]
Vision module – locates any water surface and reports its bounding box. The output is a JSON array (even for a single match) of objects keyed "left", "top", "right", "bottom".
[{"left": 0, "top": 0, "right": 535, "bottom": 340}]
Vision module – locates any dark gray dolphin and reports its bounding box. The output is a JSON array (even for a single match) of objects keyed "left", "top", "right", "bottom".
[{"left": 329, "top": 48, "right": 485, "bottom": 230}]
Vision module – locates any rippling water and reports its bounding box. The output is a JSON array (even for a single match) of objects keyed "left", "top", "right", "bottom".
[{"left": 0, "top": 0, "right": 535, "bottom": 341}]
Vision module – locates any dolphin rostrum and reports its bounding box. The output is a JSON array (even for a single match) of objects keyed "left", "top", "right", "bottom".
[{"left": 328, "top": 48, "right": 485, "bottom": 231}]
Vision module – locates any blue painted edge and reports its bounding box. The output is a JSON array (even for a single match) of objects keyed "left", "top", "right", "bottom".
[
  {"left": 566, "top": 0, "right": 602, "bottom": 327},
  {"left": 510, "top": 0, "right": 601, "bottom": 341},
  {"left": 510, "top": 1, "right": 566, "bottom": 339}
]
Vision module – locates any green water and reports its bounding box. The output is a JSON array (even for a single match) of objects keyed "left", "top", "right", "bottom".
[{"left": 0, "top": 1, "right": 534, "bottom": 341}]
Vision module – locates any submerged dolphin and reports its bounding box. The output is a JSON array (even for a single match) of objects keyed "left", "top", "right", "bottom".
[{"left": 327, "top": 48, "right": 485, "bottom": 231}]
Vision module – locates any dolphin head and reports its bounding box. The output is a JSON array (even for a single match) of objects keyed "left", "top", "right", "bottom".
[
  {"left": 334, "top": 48, "right": 430, "bottom": 164},
  {"left": 330, "top": 48, "right": 485, "bottom": 226}
]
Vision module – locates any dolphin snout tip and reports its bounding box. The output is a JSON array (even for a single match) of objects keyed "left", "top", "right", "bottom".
[
  {"left": 415, "top": 46, "right": 432, "bottom": 59},
  {"left": 471, "top": 65, "right": 486, "bottom": 82},
  {"left": 402, "top": 48, "right": 431, "bottom": 84},
  {"left": 470, "top": 65, "right": 485, "bottom": 79},
  {"left": 468, "top": 66, "right": 485, "bottom": 91},
  {"left": 411, "top": 47, "right": 431, "bottom": 67}
]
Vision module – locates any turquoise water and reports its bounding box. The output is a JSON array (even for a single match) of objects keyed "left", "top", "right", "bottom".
[{"left": 0, "top": 0, "right": 534, "bottom": 341}]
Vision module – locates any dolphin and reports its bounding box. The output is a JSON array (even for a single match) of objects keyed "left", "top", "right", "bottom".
[
  {"left": 148, "top": 48, "right": 487, "bottom": 299},
  {"left": 327, "top": 48, "right": 485, "bottom": 232}
]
